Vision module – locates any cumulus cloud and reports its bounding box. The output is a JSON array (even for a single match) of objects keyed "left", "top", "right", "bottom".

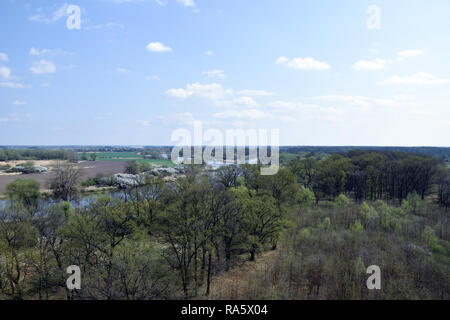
[
  {"left": 28, "top": 3, "right": 70, "bottom": 24},
  {"left": 0, "top": 82, "right": 25, "bottom": 89},
  {"left": 276, "top": 56, "right": 331, "bottom": 70},
  {"left": 202, "top": 69, "right": 225, "bottom": 78},
  {"left": 136, "top": 119, "right": 150, "bottom": 127},
  {"left": 237, "top": 90, "right": 275, "bottom": 97},
  {"left": 29, "top": 47, "right": 74, "bottom": 56},
  {"left": 379, "top": 72, "right": 450, "bottom": 85},
  {"left": 166, "top": 88, "right": 193, "bottom": 99},
  {"left": 177, "top": 0, "right": 196, "bottom": 7},
  {"left": 397, "top": 50, "right": 423, "bottom": 59},
  {"left": 213, "top": 109, "right": 269, "bottom": 120},
  {"left": 214, "top": 97, "right": 260, "bottom": 108},
  {"left": 13, "top": 100, "right": 27, "bottom": 105},
  {"left": 0, "top": 53, "right": 8, "bottom": 62},
  {"left": 29, "top": 47, "right": 51, "bottom": 56},
  {"left": 0, "top": 66, "right": 12, "bottom": 79},
  {"left": 354, "top": 58, "right": 389, "bottom": 71},
  {"left": 116, "top": 67, "right": 130, "bottom": 74},
  {"left": 146, "top": 75, "right": 160, "bottom": 80},
  {"left": 155, "top": 0, "right": 169, "bottom": 6},
  {"left": 158, "top": 112, "right": 196, "bottom": 125},
  {"left": 166, "top": 83, "right": 231, "bottom": 100},
  {"left": 267, "top": 101, "right": 317, "bottom": 111},
  {"left": 146, "top": 42, "right": 172, "bottom": 52},
  {"left": 0, "top": 113, "right": 32, "bottom": 123},
  {"left": 30, "top": 60, "right": 56, "bottom": 74}
]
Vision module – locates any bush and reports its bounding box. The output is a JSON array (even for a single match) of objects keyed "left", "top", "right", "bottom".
[
  {"left": 319, "top": 217, "right": 332, "bottom": 231},
  {"left": 350, "top": 220, "right": 364, "bottom": 233},
  {"left": 334, "top": 194, "right": 349, "bottom": 208},
  {"left": 0, "top": 164, "right": 11, "bottom": 171},
  {"left": 422, "top": 226, "right": 444, "bottom": 253},
  {"left": 81, "top": 174, "right": 105, "bottom": 187}
]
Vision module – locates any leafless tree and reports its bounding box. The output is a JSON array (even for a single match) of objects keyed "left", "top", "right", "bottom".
[{"left": 49, "top": 161, "right": 83, "bottom": 201}]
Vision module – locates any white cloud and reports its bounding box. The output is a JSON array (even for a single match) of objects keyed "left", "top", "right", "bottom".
[
  {"left": 0, "top": 66, "right": 12, "bottom": 79},
  {"left": 28, "top": 3, "right": 70, "bottom": 24},
  {"left": 202, "top": 69, "right": 225, "bottom": 78},
  {"left": 205, "top": 50, "right": 213, "bottom": 56},
  {"left": 0, "top": 53, "right": 8, "bottom": 62},
  {"left": 213, "top": 109, "right": 269, "bottom": 120},
  {"left": 0, "top": 113, "right": 32, "bottom": 123},
  {"left": 0, "top": 82, "right": 25, "bottom": 89},
  {"left": 30, "top": 60, "right": 56, "bottom": 74},
  {"left": 397, "top": 50, "right": 423, "bottom": 59},
  {"left": 29, "top": 47, "right": 74, "bottom": 56},
  {"left": 29, "top": 47, "right": 49, "bottom": 56},
  {"left": 177, "top": 0, "right": 196, "bottom": 7},
  {"left": 267, "top": 101, "right": 317, "bottom": 111},
  {"left": 146, "top": 75, "right": 160, "bottom": 80},
  {"left": 85, "top": 22, "right": 125, "bottom": 31},
  {"left": 166, "top": 82, "right": 231, "bottom": 100},
  {"left": 158, "top": 112, "right": 196, "bottom": 125},
  {"left": 237, "top": 90, "right": 275, "bottom": 97},
  {"left": 13, "top": 100, "right": 27, "bottom": 105},
  {"left": 166, "top": 88, "right": 193, "bottom": 99},
  {"left": 116, "top": 67, "right": 130, "bottom": 74},
  {"left": 379, "top": 72, "right": 450, "bottom": 85},
  {"left": 136, "top": 119, "right": 150, "bottom": 127},
  {"left": 155, "top": 0, "right": 169, "bottom": 6},
  {"left": 354, "top": 58, "right": 389, "bottom": 71},
  {"left": 276, "top": 56, "right": 331, "bottom": 70},
  {"left": 214, "top": 96, "right": 260, "bottom": 108},
  {"left": 146, "top": 42, "right": 172, "bottom": 52}
]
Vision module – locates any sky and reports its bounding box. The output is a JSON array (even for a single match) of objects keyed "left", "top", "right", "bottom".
[{"left": 0, "top": 0, "right": 449, "bottom": 146}]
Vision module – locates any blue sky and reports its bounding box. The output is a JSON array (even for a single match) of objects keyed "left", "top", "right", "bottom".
[{"left": 0, "top": 0, "right": 449, "bottom": 146}]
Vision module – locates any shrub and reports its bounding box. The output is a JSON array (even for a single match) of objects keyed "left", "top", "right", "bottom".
[
  {"left": 350, "top": 220, "right": 364, "bottom": 233},
  {"left": 422, "top": 226, "right": 444, "bottom": 253},
  {"left": 334, "top": 194, "right": 349, "bottom": 208},
  {"left": 319, "top": 217, "right": 332, "bottom": 231}
]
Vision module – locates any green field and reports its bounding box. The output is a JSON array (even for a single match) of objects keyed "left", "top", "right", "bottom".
[{"left": 78, "top": 152, "right": 176, "bottom": 166}]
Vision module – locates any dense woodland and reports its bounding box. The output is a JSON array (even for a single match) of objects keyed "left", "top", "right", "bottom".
[{"left": 0, "top": 151, "right": 448, "bottom": 300}]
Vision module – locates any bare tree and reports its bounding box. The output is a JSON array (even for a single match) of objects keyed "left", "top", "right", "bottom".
[{"left": 49, "top": 161, "right": 83, "bottom": 201}]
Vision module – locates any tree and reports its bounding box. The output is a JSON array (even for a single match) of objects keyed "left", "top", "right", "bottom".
[
  {"left": 216, "top": 165, "right": 241, "bottom": 188},
  {"left": 289, "top": 157, "right": 318, "bottom": 189},
  {"left": 49, "top": 162, "right": 83, "bottom": 201},
  {"left": 242, "top": 192, "right": 281, "bottom": 261},
  {"left": 90, "top": 153, "right": 97, "bottom": 161},
  {"left": 436, "top": 167, "right": 450, "bottom": 208},
  {"left": 0, "top": 205, "right": 38, "bottom": 299},
  {"left": 5, "top": 179, "right": 40, "bottom": 211}
]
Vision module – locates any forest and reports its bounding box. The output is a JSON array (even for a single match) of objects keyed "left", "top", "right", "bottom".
[{"left": 0, "top": 151, "right": 448, "bottom": 300}]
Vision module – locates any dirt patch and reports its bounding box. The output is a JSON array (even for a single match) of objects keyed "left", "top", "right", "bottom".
[{"left": 0, "top": 161, "right": 126, "bottom": 194}]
